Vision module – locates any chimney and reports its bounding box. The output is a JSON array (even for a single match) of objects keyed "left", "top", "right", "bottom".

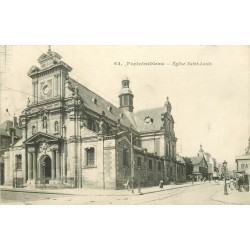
[
  {"left": 13, "top": 114, "right": 18, "bottom": 128},
  {"left": 18, "top": 117, "right": 22, "bottom": 128}
]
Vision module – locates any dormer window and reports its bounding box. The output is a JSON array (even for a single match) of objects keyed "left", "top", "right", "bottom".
[
  {"left": 92, "top": 98, "right": 97, "bottom": 104},
  {"left": 107, "top": 106, "right": 112, "bottom": 112},
  {"left": 144, "top": 116, "right": 153, "bottom": 124},
  {"left": 119, "top": 113, "right": 124, "bottom": 118}
]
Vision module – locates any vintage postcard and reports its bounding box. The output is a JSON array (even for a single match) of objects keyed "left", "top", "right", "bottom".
[{"left": 0, "top": 45, "right": 249, "bottom": 205}]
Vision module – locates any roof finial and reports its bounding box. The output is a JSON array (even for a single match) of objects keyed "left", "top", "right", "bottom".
[{"left": 48, "top": 45, "right": 51, "bottom": 53}]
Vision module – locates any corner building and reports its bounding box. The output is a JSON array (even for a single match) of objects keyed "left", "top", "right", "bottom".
[{"left": 4, "top": 48, "right": 178, "bottom": 189}]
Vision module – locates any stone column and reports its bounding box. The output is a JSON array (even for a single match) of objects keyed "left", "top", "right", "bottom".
[
  {"left": 56, "top": 150, "right": 61, "bottom": 180},
  {"left": 51, "top": 150, "right": 56, "bottom": 180},
  {"left": 33, "top": 152, "right": 36, "bottom": 181},
  {"left": 22, "top": 152, "right": 26, "bottom": 183},
  {"left": 28, "top": 152, "right": 33, "bottom": 180}
]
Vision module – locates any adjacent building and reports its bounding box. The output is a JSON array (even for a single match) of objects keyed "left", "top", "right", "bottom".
[
  {"left": 4, "top": 47, "right": 180, "bottom": 189},
  {"left": 0, "top": 119, "right": 21, "bottom": 185},
  {"left": 176, "top": 154, "right": 186, "bottom": 183},
  {"left": 235, "top": 138, "right": 250, "bottom": 184},
  {"left": 190, "top": 155, "right": 208, "bottom": 181}
]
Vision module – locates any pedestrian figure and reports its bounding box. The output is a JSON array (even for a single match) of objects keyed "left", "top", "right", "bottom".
[
  {"left": 124, "top": 180, "right": 130, "bottom": 190},
  {"left": 238, "top": 177, "right": 243, "bottom": 192},
  {"left": 229, "top": 178, "right": 235, "bottom": 190},
  {"left": 159, "top": 180, "right": 164, "bottom": 188},
  {"left": 235, "top": 178, "right": 239, "bottom": 190}
]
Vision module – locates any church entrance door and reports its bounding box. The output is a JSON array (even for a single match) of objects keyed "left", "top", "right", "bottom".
[{"left": 40, "top": 155, "right": 51, "bottom": 183}]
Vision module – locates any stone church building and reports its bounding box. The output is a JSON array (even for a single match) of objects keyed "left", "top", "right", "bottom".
[{"left": 4, "top": 48, "right": 181, "bottom": 189}]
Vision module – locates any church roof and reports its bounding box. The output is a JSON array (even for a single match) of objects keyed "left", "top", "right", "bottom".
[
  {"left": 176, "top": 155, "right": 185, "bottom": 164},
  {"left": 0, "top": 120, "right": 13, "bottom": 129},
  {"left": 69, "top": 78, "right": 173, "bottom": 136},
  {"left": 134, "top": 107, "right": 165, "bottom": 132},
  {"left": 37, "top": 51, "right": 62, "bottom": 63},
  {"left": 0, "top": 120, "right": 22, "bottom": 138},
  {"left": 190, "top": 156, "right": 204, "bottom": 165},
  {"left": 70, "top": 78, "right": 175, "bottom": 136},
  {"left": 70, "top": 78, "right": 136, "bottom": 130},
  {"left": 0, "top": 128, "right": 10, "bottom": 137}
]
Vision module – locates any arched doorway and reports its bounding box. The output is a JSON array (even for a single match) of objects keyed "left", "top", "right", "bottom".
[{"left": 40, "top": 155, "right": 51, "bottom": 182}]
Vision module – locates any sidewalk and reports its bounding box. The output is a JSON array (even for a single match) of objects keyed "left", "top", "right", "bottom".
[
  {"left": 0, "top": 181, "right": 206, "bottom": 197},
  {"left": 211, "top": 188, "right": 250, "bottom": 205}
]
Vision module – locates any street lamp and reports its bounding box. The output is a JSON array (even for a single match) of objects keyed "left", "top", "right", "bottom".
[
  {"left": 223, "top": 160, "right": 228, "bottom": 195},
  {"left": 138, "top": 166, "right": 142, "bottom": 194},
  {"left": 130, "top": 126, "right": 134, "bottom": 194}
]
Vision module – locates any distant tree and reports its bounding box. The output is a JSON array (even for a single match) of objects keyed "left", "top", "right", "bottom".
[{"left": 183, "top": 157, "right": 194, "bottom": 179}]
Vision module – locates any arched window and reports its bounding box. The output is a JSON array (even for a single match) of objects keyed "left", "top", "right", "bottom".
[
  {"left": 123, "top": 148, "right": 128, "bottom": 166},
  {"left": 129, "top": 96, "right": 133, "bottom": 106},
  {"left": 124, "top": 95, "right": 128, "bottom": 106},
  {"left": 148, "top": 159, "right": 153, "bottom": 170},
  {"left": 15, "top": 155, "right": 22, "bottom": 170},
  {"left": 158, "top": 162, "right": 162, "bottom": 171},
  {"left": 85, "top": 147, "right": 95, "bottom": 166},
  {"left": 87, "top": 119, "right": 96, "bottom": 132},
  {"left": 54, "top": 121, "right": 59, "bottom": 132},
  {"left": 32, "top": 125, "right": 36, "bottom": 135}
]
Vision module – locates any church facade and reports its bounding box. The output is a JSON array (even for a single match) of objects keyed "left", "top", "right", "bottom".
[{"left": 4, "top": 48, "right": 180, "bottom": 189}]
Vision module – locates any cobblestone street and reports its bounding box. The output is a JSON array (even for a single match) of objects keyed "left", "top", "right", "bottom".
[{"left": 1, "top": 181, "right": 249, "bottom": 205}]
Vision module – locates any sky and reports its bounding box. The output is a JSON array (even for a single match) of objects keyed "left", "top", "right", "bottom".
[{"left": 0, "top": 45, "right": 249, "bottom": 169}]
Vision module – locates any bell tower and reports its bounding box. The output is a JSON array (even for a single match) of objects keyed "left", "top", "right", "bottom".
[
  {"left": 198, "top": 144, "right": 204, "bottom": 157},
  {"left": 27, "top": 46, "right": 72, "bottom": 104},
  {"left": 119, "top": 78, "right": 134, "bottom": 112}
]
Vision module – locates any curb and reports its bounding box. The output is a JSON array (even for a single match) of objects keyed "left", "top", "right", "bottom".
[
  {"left": 0, "top": 187, "right": 73, "bottom": 196},
  {"left": 210, "top": 190, "right": 249, "bottom": 205},
  {"left": 140, "top": 182, "right": 205, "bottom": 195},
  {"left": 0, "top": 182, "right": 206, "bottom": 197}
]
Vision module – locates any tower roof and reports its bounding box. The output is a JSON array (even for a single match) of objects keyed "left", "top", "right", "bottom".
[
  {"left": 164, "top": 96, "right": 172, "bottom": 113},
  {"left": 37, "top": 46, "right": 62, "bottom": 63},
  {"left": 119, "top": 78, "right": 133, "bottom": 96}
]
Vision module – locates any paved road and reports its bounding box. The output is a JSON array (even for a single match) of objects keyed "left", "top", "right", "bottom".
[
  {"left": 0, "top": 189, "right": 72, "bottom": 204},
  {"left": 131, "top": 182, "right": 226, "bottom": 205},
  {"left": 1, "top": 182, "right": 228, "bottom": 205}
]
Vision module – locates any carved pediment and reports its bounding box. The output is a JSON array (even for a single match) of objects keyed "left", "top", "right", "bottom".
[
  {"left": 24, "top": 132, "right": 62, "bottom": 145},
  {"left": 117, "top": 134, "right": 131, "bottom": 145},
  {"left": 37, "top": 53, "right": 48, "bottom": 62},
  {"left": 27, "top": 65, "right": 40, "bottom": 76},
  {"left": 38, "top": 108, "right": 50, "bottom": 117}
]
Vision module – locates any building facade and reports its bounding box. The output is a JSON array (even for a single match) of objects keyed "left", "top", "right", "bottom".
[
  {"left": 176, "top": 154, "right": 186, "bottom": 183},
  {"left": 197, "top": 145, "right": 217, "bottom": 180},
  {"left": 190, "top": 148, "right": 209, "bottom": 181},
  {"left": 4, "top": 48, "right": 180, "bottom": 189},
  {"left": 0, "top": 120, "right": 21, "bottom": 185},
  {"left": 235, "top": 138, "right": 250, "bottom": 186}
]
